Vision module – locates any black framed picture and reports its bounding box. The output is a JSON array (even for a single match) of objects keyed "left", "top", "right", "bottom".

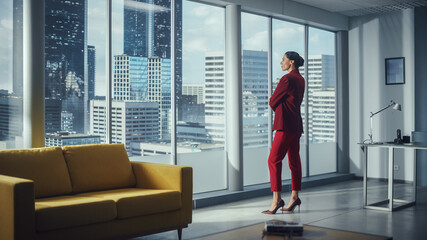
[{"left": 385, "top": 57, "right": 405, "bottom": 85}]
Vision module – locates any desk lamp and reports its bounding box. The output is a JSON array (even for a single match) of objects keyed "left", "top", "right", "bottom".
[{"left": 369, "top": 100, "right": 401, "bottom": 144}]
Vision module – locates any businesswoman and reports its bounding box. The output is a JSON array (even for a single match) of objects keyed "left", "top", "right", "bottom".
[{"left": 262, "top": 51, "right": 305, "bottom": 214}]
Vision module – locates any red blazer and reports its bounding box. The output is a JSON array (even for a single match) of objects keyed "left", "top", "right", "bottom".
[{"left": 269, "top": 69, "right": 305, "bottom": 133}]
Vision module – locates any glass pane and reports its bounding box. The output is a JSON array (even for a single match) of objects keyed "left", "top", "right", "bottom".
[
  {"left": 0, "top": 0, "right": 23, "bottom": 150},
  {"left": 306, "top": 27, "right": 337, "bottom": 175},
  {"left": 108, "top": 0, "right": 173, "bottom": 157},
  {"left": 241, "top": 12, "right": 269, "bottom": 186},
  {"left": 177, "top": 0, "right": 226, "bottom": 193},
  {"left": 272, "top": 19, "right": 307, "bottom": 178},
  {"left": 44, "top": 0, "right": 103, "bottom": 147}
]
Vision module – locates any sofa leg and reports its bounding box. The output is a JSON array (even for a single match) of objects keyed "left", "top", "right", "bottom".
[{"left": 177, "top": 228, "right": 182, "bottom": 240}]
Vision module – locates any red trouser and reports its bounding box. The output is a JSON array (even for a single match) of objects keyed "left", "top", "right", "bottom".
[{"left": 268, "top": 131, "right": 302, "bottom": 192}]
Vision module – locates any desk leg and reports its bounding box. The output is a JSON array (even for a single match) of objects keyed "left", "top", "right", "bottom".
[
  {"left": 388, "top": 147, "right": 394, "bottom": 211},
  {"left": 363, "top": 146, "right": 368, "bottom": 207},
  {"left": 414, "top": 150, "right": 417, "bottom": 202}
]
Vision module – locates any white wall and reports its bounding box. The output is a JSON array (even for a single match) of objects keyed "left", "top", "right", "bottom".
[{"left": 349, "top": 9, "right": 415, "bottom": 181}]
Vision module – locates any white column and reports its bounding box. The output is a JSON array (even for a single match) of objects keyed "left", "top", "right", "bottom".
[
  {"left": 106, "top": 0, "right": 112, "bottom": 144},
  {"left": 225, "top": 4, "right": 243, "bottom": 191},
  {"left": 171, "top": 0, "right": 177, "bottom": 165},
  {"left": 23, "top": 0, "right": 45, "bottom": 148}
]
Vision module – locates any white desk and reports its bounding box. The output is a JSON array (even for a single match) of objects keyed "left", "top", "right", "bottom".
[{"left": 359, "top": 142, "right": 427, "bottom": 211}]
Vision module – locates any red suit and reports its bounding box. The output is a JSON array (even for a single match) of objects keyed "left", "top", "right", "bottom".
[{"left": 268, "top": 69, "right": 305, "bottom": 192}]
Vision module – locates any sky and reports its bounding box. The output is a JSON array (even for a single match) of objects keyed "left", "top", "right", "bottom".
[{"left": 0, "top": 0, "right": 335, "bottom": 94}]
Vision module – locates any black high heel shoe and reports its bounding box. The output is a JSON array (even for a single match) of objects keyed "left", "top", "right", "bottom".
[
  {"left": 261, "top": 199, "right": 285, "bottom": 215},
  {"left": 282, "top": 198, "right": 301, "bottom": 213}
]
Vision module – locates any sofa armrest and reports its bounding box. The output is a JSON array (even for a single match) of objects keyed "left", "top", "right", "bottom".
[
  {"left": 0, "top": 174, "right": 35, "bottom": 240},
  {"left": 131, "top": 161, "right": 193, "bottom": 223}
]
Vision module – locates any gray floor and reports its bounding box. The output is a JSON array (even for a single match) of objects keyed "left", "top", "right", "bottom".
[{"left": 132, "top": 179, "right": 427, "bottom": 240}]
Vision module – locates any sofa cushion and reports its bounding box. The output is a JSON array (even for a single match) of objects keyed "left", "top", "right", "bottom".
[
  {"left": 35, "top": 195, "right": 117, "bottom": 231},
  {"left": 78, "top": 188, "right": 181, "bottom": 219},
  {"left": 62, "top": 144, "right": 136, "bottom": 193},
  {"left": 0, "top": 147, "right": 72, "bottom": 198}
]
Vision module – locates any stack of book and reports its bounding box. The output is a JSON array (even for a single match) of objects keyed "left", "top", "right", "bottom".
[{"left": 263, "top": 219, "right": 303, "bottom": 237}]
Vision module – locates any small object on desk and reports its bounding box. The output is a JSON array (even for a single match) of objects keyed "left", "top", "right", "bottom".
[
  {"left": 403, "top": 135, "right": 410, "bottom": 143},
  {"left": 263, "top": 219, "right": 303, "bottom": 237},
  {"left": 394, "top": 129, "right": 403, "bottom": 144}
]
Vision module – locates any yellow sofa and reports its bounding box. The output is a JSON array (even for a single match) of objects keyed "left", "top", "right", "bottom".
[{"left": 0, "top": 144, "right": 192, "bottom": 240}]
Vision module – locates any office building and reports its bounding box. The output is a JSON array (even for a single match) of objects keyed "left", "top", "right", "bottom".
[
  {"left": 300, "top": 54, "right": 336, "bottom": 143},
  {"left": 85, "top": 45, "right": 96, "bottom": 133},
  {"left": 177, "top": 121, "right": 210, "bottom": 144},
  {"left": 204, "top": 52, "right": 225, "bottom": 145},
  {"left": 242, "top": 50, "right": 269, "bottom": 148},
  {"left": 45, "top": 132, "right": 100, "bottom": 147},
  {"left": 61, "top": 111, "right": 74, "bottom": 132},
  {"left": 180, "top": 95, "right": 205, "bottom": 123},
  {"left": 183, "top": 84, "right": 205, "bottom": 104},
  {"left": 204, "top": 50, "right": 269, "bottom": 147},
  {"left": 90, "top": 100, "right": 160, "bottom": 153},
  {"left": 44, "top": 0, "right": 87, "bottom": 133},
  {"left": 45, "top": 99, "right": 62, "bottom": 134},
  {"left": 123, "top": 0, "right": 182, "bottom": 106},
  {"left": 0, "top": 94, "right": 22, "bottom": 142},
  {"left": 113, "top": 55, "right": 171, "bottom": 140}
]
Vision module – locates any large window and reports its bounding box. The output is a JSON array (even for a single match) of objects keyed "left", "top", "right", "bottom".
[
  {"left": 5, "top": 1, "right": 339, "bottom": 194},
  {"left": 307, "top": 27, "right": 337, "bottom": 175},
  {"left": 241, "top": 12, "right": 269, "bottom": 186},
  {"left": 177, "top": 0, "right": 226, "bottom": 193},
  {"left": 272, "top": 19, "right": 307, "bottom": 179},
  {"left": 0, "top": 0, "right": 23, "bottom": 150}
]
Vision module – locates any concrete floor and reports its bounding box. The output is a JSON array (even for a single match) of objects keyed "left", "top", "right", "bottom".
[{"left": 132, "top": 179, "right": 427, "bottom": 240}]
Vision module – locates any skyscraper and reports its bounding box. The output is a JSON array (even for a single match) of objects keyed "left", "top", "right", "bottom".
[
  {"left": 90, "top": 100, "right": 160, "bottom": 153},
  {"left": 242, "top": 50, "right": 268, "bottom": 148},
  {"left": 44, "top": 0, "right": 87, "bottom": 133},
  {"left": 204, "top": 50, "right": 269, "bottom": 147},
  {"left": 299, "top": 54, "right": 336, "bottom": 143},
  {"left": 113, "top": 55, "right": 171, "bottom": 140},
  {"left": 123, "top": 0, "right": 182, "bottom": 114},
  {"left": 204, "top": 52, "right": 225, "bottom": 145},
  {"left": 84, "top": 45, "right": 96, "bottom": 133}
]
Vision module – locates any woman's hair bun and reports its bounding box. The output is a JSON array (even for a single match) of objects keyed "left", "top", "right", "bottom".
[{"left": 285, "top": 51, "right": 304, "bottom": 68}]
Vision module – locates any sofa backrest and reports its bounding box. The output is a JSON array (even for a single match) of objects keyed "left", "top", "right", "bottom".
[
  {"left": 0, "top": 147, "right": 73, "bottom": 198},
  {"left": 62, "top": 144, "right": 136, "bottom": 193}
]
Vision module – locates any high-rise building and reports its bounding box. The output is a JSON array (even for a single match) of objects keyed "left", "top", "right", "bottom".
[
  {"left": 148, "top": 57, "right": 171, "bottom": 139},
  {"left": 90, "top": 100, "right": 160, "bottom": 154},
  {"left": 44, "top": 0, "right": 87, "bottom": 133},
  {"left": 183, "top": 84, "right": 204, "bottom": 104},
  {"left": 312, "top": 89, "right": 335, "bottom": 142},
  {"left": 113, "top": 55, "right": 148, "bottom": 101},
  {"left": 242, "top": 50, "right": 268, "bottom": 148},
  {"left": 123, "top": 0, "right": 182, "bottom": 117},
  {"left": 45, "top": 99, "right": 62, "bottom": 133},
  {"left": 204, "top": 52, "right": 225, "bottom": 145},
  {"left": 87, "top": 45, "right": 96, "bottom": 101},
  {"left": 0, "top": 93, "right": 22, "bottom": 142},
  {"left": 61, "top": 111, "right": 74, "bottom": 132},
  {"left": 299, "top": 54, "right": 336, "bottom": 143},
  {"left": 84, "top": 45, "right": 96, "bottom": 133},
  {"left": 204, "top": 51, "right": 269, "bottom": 147},
  {"left": 113, "top": 55, "right": 171, "bottom": 139},
  {"left": 180, "top": 95, "right": 205, "bottom": 123}
]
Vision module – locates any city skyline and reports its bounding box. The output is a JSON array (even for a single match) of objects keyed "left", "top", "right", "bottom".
[{"left": 0, "top": 0, "right": 334, "bottom": 93}]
